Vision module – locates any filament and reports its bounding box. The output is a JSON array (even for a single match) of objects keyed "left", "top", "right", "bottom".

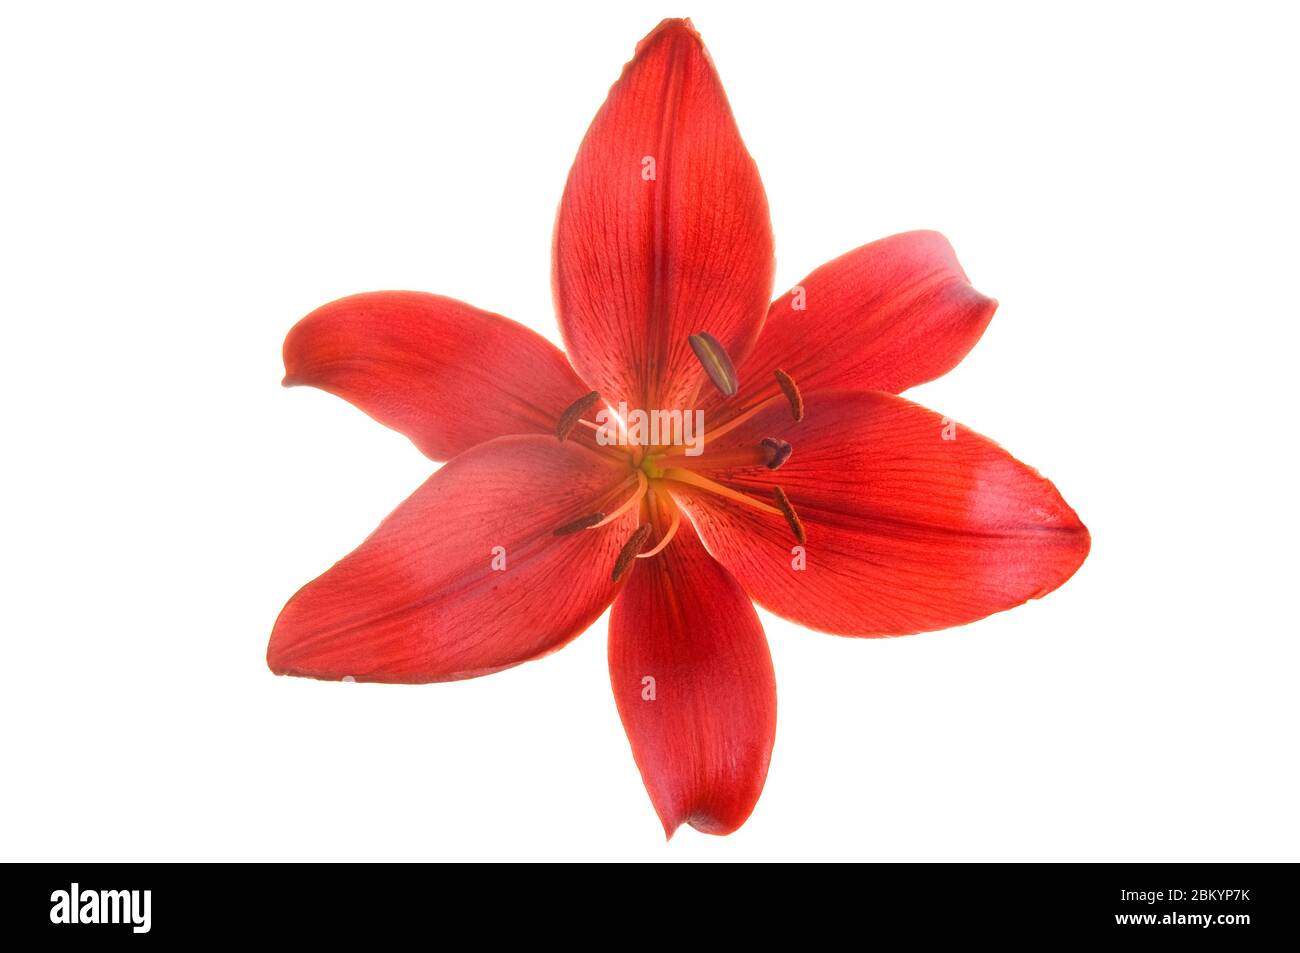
[
  {"left": 637, "top": 502, "right": 681, "bottom": 558},
  {"left": 589, "top": 471, "right": 649, "bottom": 528},
  {"left": 659, "top": 467, "right": 782, "bottom": 516}
]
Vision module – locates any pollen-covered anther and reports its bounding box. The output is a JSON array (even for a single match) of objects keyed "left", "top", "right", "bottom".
[
  {"left": 688, "top": 331, "right": 739, "bottom": 398},
  {"left": 556, "top": 390, "right": 601, "bottom": 442},
  {"left": 760, "top": 437, "right": 793, "bottom": 470},
  {"left": 773, "top": 369, "right": 803, "bottom": 422},
  {"left": 553, "top": 512, "right": 605, "bottom": 536},
  {"left": 612, "top": 523, "right": 655, "bottom": 581},
  {"left": 772, "top": 485, "right": 806, "bottom": 545}
]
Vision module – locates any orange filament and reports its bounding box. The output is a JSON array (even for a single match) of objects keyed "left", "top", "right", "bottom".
[
  {"left": 650, "top": 444, "right": 761, "bottom": 471},
  {"left": 697, "top": 369, "right": 805, "bottom": 447},
  {"left": 589, "top": 470, "right": 648, "bottom": 528},
  {"left": 694, "top": 393, "right": 785, "bottom": 444},
  {"left": 637, "top": 502, "right": 681, "bottom": 558},
  {"left": 660, "top": 467, "right": 783, "bottom": 517}
]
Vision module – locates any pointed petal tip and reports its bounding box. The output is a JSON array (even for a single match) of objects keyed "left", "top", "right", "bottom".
[
  {"left": 1056, "top": 511, "right": 1092, "bottom": 584},
  {"left": 654, "top": 804, "right": 755, "bottom": 840},
  {"left": 266, "top": 618, "right": 336, "bottom": 680},
  {"left": 660, "top": 815, "right": 678, "bottom": 842},
  {"left": 972, "top": 293, "right": 999, "bottom": 335},
  {"left": 644, "top": 17, "right": 700, "bottom": 43},
  {"left": 629, "top": 19, "right": 706, "bottom": 70}
]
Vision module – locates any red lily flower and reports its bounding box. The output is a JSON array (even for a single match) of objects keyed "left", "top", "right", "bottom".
[{"left": 268, "top": 18, "right": 1089, "bottom": 836}]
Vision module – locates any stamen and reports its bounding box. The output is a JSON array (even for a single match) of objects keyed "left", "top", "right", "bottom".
[
  {"left": 694, "top": 370, "right": 805, "bottom": 448},
  {"left": 697, "top": 393, "right": 787, "bottom": 444},
  {"left": 651, "top": 445, "right": 763, "bottom": 470},
  {"left": 637, "top": 505, "right": 681, "bottom": 559},
  {"left": 772, "top": 485, "right": 806, "bottom": 544},
  {"left": 660, "top": 467, "right": 783, "bottom": 517},
  {"left": 556, "top": 391, "right": 601, "bottom": 442},
  {"left": 774, "top": 369, "right": 804, "bottom": 422},
  {"left": 760, "top": 437, "right": 793, "bottom": 470},
  {"left": 612, "top": 523, "right": 654, "bottom": 581},
  {"left": 553, "top": 512, "right": 605, "bottom": 536},
  {"left": 589, "top": 471, "right": 648, "bottom": 528},
  {"left": 688, "top": 331, "right": 739, "bottom": 398}
]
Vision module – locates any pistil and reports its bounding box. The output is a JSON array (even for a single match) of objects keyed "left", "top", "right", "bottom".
[
  {"left": 760, "top": 437, "right": 792, "bottom": 470},
  {"left": 660, "top": 467, "right": 783, "bottom": 517}
]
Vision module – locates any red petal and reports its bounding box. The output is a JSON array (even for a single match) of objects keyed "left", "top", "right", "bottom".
[
  {"left": 704, "top": 232, "right": 997, "bottom": 419},
  {"left": 283, "top": 292, "right": 591, "bottom": 461},
  {"left": 553, "top": 18, "right": 774, "bottom": 412},
  {"left": 268, "top": 436, "right": 640, "bottom": 682},
  {"left": 609, "top": 506, "right": 776, "bottom": 836},
  {"left": 676, "top": 390, "right": 1089, "bottom": 636}
]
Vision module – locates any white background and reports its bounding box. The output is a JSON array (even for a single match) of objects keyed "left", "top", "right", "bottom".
[{"left": 2, "top": 1, "right": 1297, "bottom": 862}]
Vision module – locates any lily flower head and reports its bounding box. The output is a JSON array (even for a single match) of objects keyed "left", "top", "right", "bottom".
[{"left": 269, "top": 19, "right": 1089, "bottom": 836}]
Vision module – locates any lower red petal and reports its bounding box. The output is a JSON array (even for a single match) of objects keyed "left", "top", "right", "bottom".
[
  {"left": 609, "top": 506, "right": 776, "bottom": 836},
  {"left": 677, "top": 389, "right": 1089, "bottom": 636},
  {"left": 269, "top": 436, "right": 640, "bottom": 682}
]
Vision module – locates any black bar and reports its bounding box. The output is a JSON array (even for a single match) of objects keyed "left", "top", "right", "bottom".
[{"left": 2, "top": 862, "right": 1291, "bottom": 942}]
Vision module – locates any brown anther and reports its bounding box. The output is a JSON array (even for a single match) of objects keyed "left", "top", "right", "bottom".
[
  {"left": 553, "top": 512, "right": 605, "bottom": 536},
  {"left": 771, "top": 485, "right": 806, "bottom": 544},
  {"left": 774, "top": 368, "right": 803, "bottom": 422},
  {"left": 612, "top": 522, "right": 654, "bottom": 581},
  {"left": 556, "top": 391, "right": 601, "bottom": 441},
  {"left": 760, "top": 437, "right": 793, "bottom": 470},
  {"left": 688, "top": 331, "right": 739, "bottom": 398}
]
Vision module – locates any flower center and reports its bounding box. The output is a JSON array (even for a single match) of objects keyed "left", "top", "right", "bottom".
[{"left": 551, "top": 342, "right": 807, "bottom": 579}]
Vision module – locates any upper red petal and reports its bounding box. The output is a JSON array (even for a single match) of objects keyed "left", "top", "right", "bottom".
[
  {"left": 703, "top": 232, "right": 997, "bottom": 420},
  {"left": 283, "top": 292, "right": 591, "bottom": 461},
  {"left": 676, "top": 390, "right": 1089, "bottom": 636},
  {"left": 553, "top": 18, "right": 774, "bottom": 412},
  {"left": 268, "top": 436, "right": 640, "bottom": 682},
  {"left": 609, "top": 507, "right": 776, "bottom": 837}
]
